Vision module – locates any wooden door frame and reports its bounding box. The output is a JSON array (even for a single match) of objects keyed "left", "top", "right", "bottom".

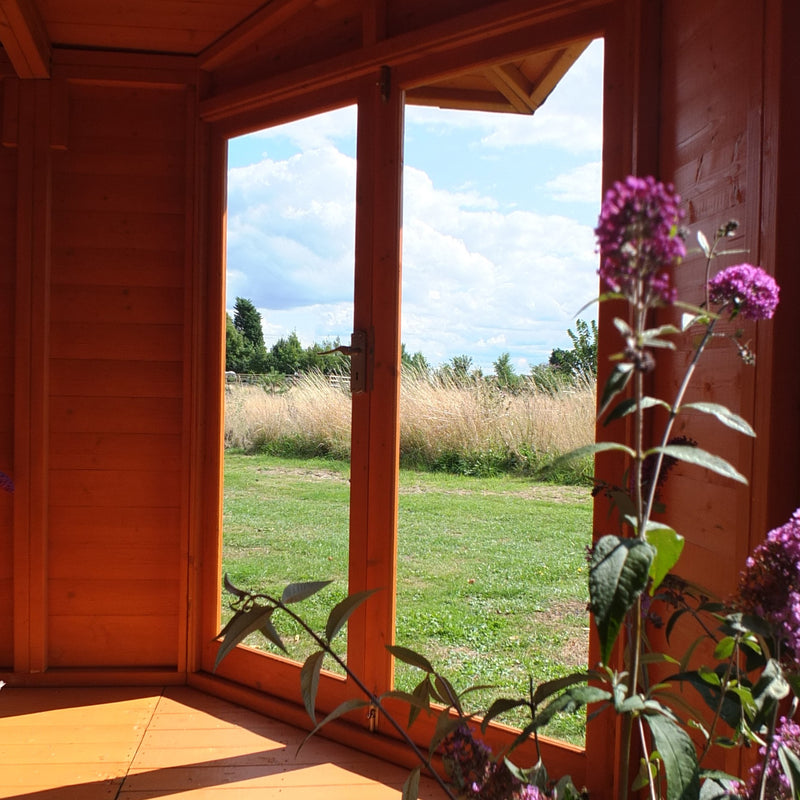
[{"left": 187, "top": 2, "right": 651, "bottom": 792}]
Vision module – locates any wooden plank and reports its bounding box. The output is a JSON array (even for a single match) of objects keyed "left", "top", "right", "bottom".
[
  {"left": 66, "top": 86, "right": 188, "bottom": 142},
  {"left": 48, "top": 468, "right": 183, "bottom": 508},
  {"left": 53, "top": 210, "right": 186, "bottom": 252},
  {"left": 49, "top": 579, "right": 179, "bottom": 616},
  {"left": 53, "top": 247, "right": 185, "bottom": 289},
  {"left": 49, "top": 395, "right": 183, "bottom": 434},
  {"left": 50, "top": 284, "right": 185, "bottom": 324},
  {"left": 200, "top": 0, "right": 316, "bottom": 70},
  {"left": 13, "top": 78, "right": 51, "bottom": 675},
  {"left": 52, "top": 171, "right": 186, "bottom": 215},
  {"left": 49, "top": 322, "right": 184, "bottom": 361},
  {"left": 49, "top": 505, "right": 181, "bottom": 541},
  {"left": 347, "top": 74, "right": 403, "bottom": 696},
  {"left": 0, "top": 0, "right": 51, "bottom": 78},
  {"left": 48, "top": 615, "right": 180, "bottom": 667},
  {"left": 50, "top": 360, "right": 184, "bottom": 399},
  {"left": 56, "top": 135, "right": 186, "bottom": 174}
]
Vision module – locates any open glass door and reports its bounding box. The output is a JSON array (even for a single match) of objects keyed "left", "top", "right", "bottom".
[{"left": 214, "top": 105, "right": 365, "bottom": 704}]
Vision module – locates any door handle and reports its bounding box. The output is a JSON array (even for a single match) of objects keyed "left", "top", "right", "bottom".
[{"left": 320, "top": 330, "right": 367, "bottom": 394}]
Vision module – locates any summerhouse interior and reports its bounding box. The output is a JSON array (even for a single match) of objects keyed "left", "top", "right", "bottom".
[{"left": 1, "top": 0, "right": 799, "bottom": 797}]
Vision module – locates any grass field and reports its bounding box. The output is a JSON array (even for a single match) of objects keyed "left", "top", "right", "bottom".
[{"left": 222, "top": 452, "right": 592, "bottom": 744}]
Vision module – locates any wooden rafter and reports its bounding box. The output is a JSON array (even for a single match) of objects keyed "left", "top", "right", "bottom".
[
  {"left": 485, "top": 62, "right": 536, "bottom": 113},
  {"left": 0, "top": 0, "right": 50, "bottom": 78},
  {"left": 528, "top": 41, "right": 588, "bottom": 108},
  {"left": 199, "top": 0, "right": 315, "bottom": 71}
]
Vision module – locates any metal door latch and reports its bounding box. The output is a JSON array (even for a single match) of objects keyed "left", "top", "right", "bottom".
[{"left": 320, "top": 330, "right": 367, "bottom": 394}]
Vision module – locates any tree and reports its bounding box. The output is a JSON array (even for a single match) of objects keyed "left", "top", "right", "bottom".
[
  {"left": 228, "top": 297, "right": 268, "bottom": 373},
  {"left": 401, "top": 344, "right": 430, "bottom": 374},
  {"left": 270, "top": 330, "right": 306, "bottom": 375},
  {"left": 233, "top": 297, "right": 265, "bottom": 350},
  {"left": 548, "top": 318, "right": 598, "bottom": 380},
  {"left": 225, "top": 313, "right": 249, "bottom": 373},
  {"left": 493, "top": 352, "right": 519, "bottom": 389}
]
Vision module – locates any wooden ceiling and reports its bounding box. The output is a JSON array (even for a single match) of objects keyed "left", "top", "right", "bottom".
[{"left": 0, "top": 0, "right": 590, "bottom": 114}]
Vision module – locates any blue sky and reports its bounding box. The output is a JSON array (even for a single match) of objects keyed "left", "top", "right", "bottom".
[{"left": 226, "top": 38, "right": 603, "bottom": 373}]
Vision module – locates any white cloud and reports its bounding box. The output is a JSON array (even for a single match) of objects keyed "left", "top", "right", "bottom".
[
  {"left": 226, "top": 41, "right": 603, "bottom": 371},
  {"left": 546, "top": 161, "right": 602, "bottom": 203}
]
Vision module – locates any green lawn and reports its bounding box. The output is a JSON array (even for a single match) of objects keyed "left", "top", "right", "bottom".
[{"left": 222, "top": 452, "right": 592, "bottom": 744}]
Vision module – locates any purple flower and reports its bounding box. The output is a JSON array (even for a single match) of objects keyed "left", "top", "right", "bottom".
[
  {"left": 742, "top": 716, "right": 800, "bottom": 800},
  {"left": 0, "top": 471, "right": 12, "bottom": 493},
  {"left": 708, "top": 264, "right": 780, "bottom": 320},
  {"left": 736, "top": 508, "right": 800, "bottom": 668},
  {"left": 441, "top": 725, "right": 545, "bottom": 799},
  {"left": 595, "top": 175, "right": 685, "bottom": 306}
]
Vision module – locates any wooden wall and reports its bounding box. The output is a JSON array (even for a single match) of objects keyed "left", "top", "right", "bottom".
[
  {"left": 5, "top": 69, "right": 196, "bottom": 675},
  {"left": 655, "top": 0, "right": 766, "bottom": 596},
  {"left": 0, "top": 77, "right": 17, "bottom": 668}
]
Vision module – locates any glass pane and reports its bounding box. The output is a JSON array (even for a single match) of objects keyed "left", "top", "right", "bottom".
[
  {"left": 222, "top": 106, "right": 357, "bottom": 668},
  {"left": 395, "top": 41, "right": 603, "bottom": 744}
]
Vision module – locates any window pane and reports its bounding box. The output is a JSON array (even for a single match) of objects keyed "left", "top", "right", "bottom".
[
  {"left": 222, "top": 106, "right": 357, "bottom": 669},
  {"left": 395, "top": 41, "right": 603, "bottom": 744}
]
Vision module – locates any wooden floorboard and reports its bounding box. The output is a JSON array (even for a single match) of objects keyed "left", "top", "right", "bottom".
[{"left": 0, "top": 686, "right": 447, "bottom": 799}]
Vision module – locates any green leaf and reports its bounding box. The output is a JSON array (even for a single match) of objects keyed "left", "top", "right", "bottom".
[
  {"left": 324, "top": 588, "right": 379, "bottom": 642},
  {"left": 481, "top": 697, "right": 529, "bottom": 731},
  {"left": 645, "top": 713, "right": 700, "bottom": 800},
  {"left": 598, "top": 362, "right": 634, "bottom": 418},
  {"left": 222, "top": 573, "right": 249, "bottom": 600},
  {"left": 647, "top": 444, "right": 748, "bottom": 485},
  {"left": 401, "top": 766, "right": 421, "bottom": 800},
  {"left": 680, "top": 402, "right": 756, "bottom": 437},
  {"left": 386, "top": 645, "right": 435, "bottom": 674},
  {"left": 432, "top": 674, "right": 459, "bottom": 710},
  {"left": 713, "top": 636, "right": 737, "bottom": 661},
  {"left": 604, "top": 396, "right": 670, "bottom": 426},
  {"left": 428, "top": 709, "right": 463, "bottom": 755},
  {"left": 697, "top": 229, "right": 711, "bottom": 258},
  {"left": 699, "top": 771, "right": 744, "bottom": 799},
  {"left": 531, "top": 672, "right": 590, "bottom": 707},
  {"left": 778, "top": 744, "right": 800, "bottom": 800},
  {"left": 645, "top": 524, "right": 684, "bottom": 594},
  {"left": 298, "top": 698, "right": 370, "bottom": 753},
  {"left": 589, "top": 535, "right": 654, "bottom": 664},
  {"left": 533, "top": 685, "right": 612, "bottom": 729},
  {"left": 281, "top": 580, "right": 333, "bottom": 605},
  {"left": 300, "top": 650, "right": 326, "bottom": 722},
  {"left": 613, "top": 317, "right": 633, "bottom": 337},
  {"left": 214, "top": 605, "right": 280, "bottom": 670},
  {"left": 259, "top": 613, "right": 287, "bottom": 653},
  {"left": 559, "top": 441, "right": 637, "bottom": 468}
]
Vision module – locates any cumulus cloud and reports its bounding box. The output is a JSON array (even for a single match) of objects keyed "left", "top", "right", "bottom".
[
  {"left": 225, "top": 40, "right": 603, "bottom": 369},
  {"left": 546, "top": 161, "right": 603, "bottom": 203}
]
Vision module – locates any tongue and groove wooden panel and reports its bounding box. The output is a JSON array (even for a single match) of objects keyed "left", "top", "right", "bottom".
[
  {"left": 45, "top": 81, "right": 191, "bottom": 669},
  {"left": 0, "top": 79, "right": 17, "bottom": 669}
]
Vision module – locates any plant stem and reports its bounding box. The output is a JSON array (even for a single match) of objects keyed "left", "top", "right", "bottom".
[{"left": 263, "top": 594, "right": 460, "bottom": 800}]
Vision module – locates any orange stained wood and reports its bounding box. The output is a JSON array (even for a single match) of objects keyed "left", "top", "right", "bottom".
[{"left": 0, "top": 685, "right": 448, "bottom": 798}]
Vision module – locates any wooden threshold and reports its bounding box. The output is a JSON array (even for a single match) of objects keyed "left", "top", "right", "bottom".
[{"left": 0, "top": 685, "right": 447, "bottom": 798}]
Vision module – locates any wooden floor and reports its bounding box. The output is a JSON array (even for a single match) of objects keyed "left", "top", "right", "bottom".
[{"left": 0, "top": 685, "right": 447, "bottom": 799}]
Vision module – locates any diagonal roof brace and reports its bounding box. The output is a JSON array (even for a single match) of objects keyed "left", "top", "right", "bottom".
[{"left": 0, "top": 0, "right": 51, "bottom": 78}]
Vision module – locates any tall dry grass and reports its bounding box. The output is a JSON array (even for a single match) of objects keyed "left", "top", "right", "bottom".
[{"left": 224, "top": 370, "right": 597, "bottom": 480}]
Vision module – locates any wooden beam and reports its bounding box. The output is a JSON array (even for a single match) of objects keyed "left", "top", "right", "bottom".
[
  {"left": 199, "top": 0, "right": 315, "bottom": 71},
  {"left": 486, "top": 62, "right": 536, "bottom": 113},
  {"left": 528, "top": 41, "right": 588, "bottom": 108},
  {"left": 406, "top": 85, "right": 517, "bottom": 113},
  {"left": 0, "top": 0, "right": 51, "bottom": 79},
  {"left": 200, "top": 0, "right": 608, "bottom": 122}
]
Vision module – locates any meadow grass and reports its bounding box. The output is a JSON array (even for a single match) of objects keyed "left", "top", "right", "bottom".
[
  {"left": 224, "top": 370, "right": 596, "bottom": 483},
  {"left": 222, "top": 452, "right": 592, "bottom": 745}
]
